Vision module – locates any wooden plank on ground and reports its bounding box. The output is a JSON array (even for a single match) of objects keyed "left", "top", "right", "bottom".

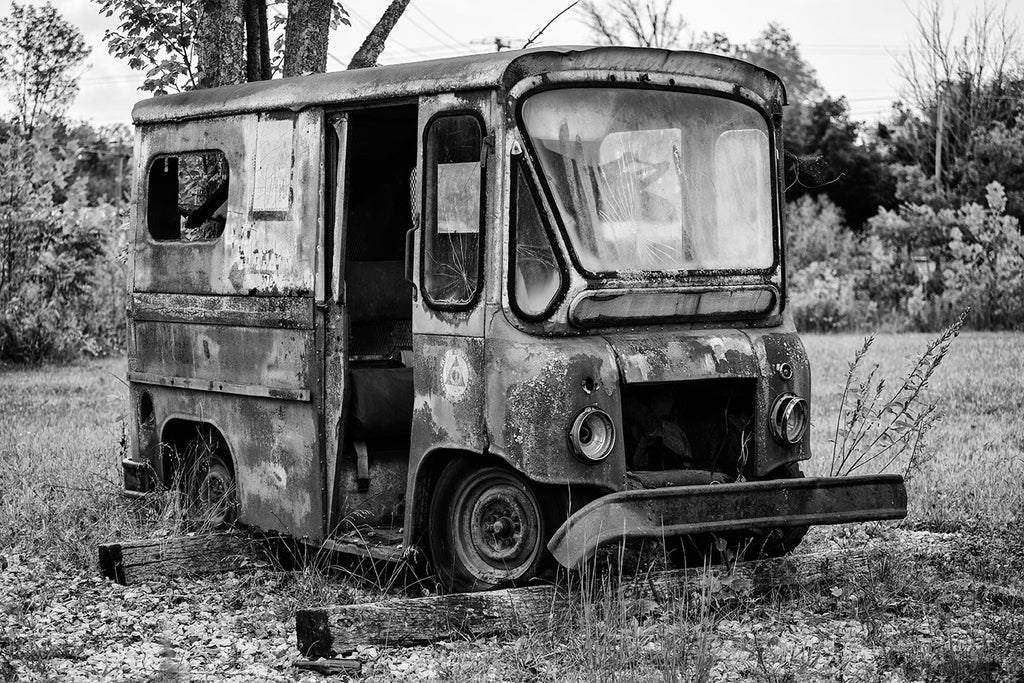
[
  {"left": 294, "top": 658, "right": 362, "bottom": 675},
  {"left": 98, "top": 531, "right": 286, "bottom": 585},
  {"left": 295, "top": 543, "right": 947, "bottom": 657},
  {"left": 296, "top": 584, "right": 569, "bottom": 657}
]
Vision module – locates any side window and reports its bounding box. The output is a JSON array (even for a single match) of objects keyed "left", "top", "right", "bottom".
[
  {"left": 147, "top": 151, "right": 229, "bottom": 242},
  {"left": 512, "top": 163, "right": 564, "bottom": 319},
  {"left": 423, "top": 114, "right": 483, "bottom": 307}
]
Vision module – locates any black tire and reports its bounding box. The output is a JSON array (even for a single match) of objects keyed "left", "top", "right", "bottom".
[
  {"left": 429, "top": 457, "right": 555, "bottom": 592},
  {"left": 182, "top": 444, "right": 238, "bottom": 527},
  {"left": 667, "top": 462, "right": 808, "bottom": 568}
]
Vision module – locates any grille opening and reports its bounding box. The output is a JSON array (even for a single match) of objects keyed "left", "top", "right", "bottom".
[{"left": 622, "top": 378, "right": 756, "bottom": 481}]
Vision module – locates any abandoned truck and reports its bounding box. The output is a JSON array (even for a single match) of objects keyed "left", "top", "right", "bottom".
[{"left": 123, "top": 46, "right": 907, "bottom": 591}]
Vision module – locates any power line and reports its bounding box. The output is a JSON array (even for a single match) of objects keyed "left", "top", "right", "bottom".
[
  {"left": 408, "top": 3, "right": 473, "bottom": 49},
  {"left": 346, "top": 7, "right": 435, "bottom": 60},
  {"left": 401, "top": 11, "right": 467, "bottom": 52}
]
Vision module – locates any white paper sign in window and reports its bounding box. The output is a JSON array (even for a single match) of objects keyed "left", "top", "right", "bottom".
[
  {"left": 252, "top": 117, "right": 294, "bottom": 213},
  {"left": 436, "top": 162, "right": 481, "bottom": 234}
]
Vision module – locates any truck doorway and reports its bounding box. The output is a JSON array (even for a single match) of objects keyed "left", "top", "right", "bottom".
[{"left": 332, "top": 102, "right": 418, "bottom": 532}]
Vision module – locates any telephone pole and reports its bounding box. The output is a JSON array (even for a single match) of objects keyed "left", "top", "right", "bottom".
[{"left": 934, "top": 81, "right": 947, "bottom": 190}]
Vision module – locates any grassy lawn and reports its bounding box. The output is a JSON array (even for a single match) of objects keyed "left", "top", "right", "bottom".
[
  {"left": 804, "top": 331, "right": 1024, "bottom": 528},
  {"left": 1, "top": 332, "right": 1022, "bottom": 681}
]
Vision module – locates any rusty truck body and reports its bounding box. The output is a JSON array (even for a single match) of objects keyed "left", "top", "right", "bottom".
[{"left": 123, "top": 46, "right": 907, "bottom": 591}]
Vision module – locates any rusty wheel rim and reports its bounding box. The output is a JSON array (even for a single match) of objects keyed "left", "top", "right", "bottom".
[{"left": 452, "top": 468, "right": 542, "bottom": 583}]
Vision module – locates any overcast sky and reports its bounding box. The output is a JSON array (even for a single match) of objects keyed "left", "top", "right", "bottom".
[{"left": 1, "top": 0, "right": 1021, "bottom": 126}]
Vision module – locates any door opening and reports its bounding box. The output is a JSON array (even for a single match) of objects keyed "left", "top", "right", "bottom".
[{"left": 336, "top": 103, "right": 418, "bottom": 527}]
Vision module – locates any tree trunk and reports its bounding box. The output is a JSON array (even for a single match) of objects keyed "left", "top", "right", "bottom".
[
  {"left": 347, "top": 0, "right": 412, "bottom": 70},
  {"left": 196, "top": 0, "right": 246, "bottom": 88},
  {"left": 243, "top": 0, "right": 271, "bottom": 81},
  {"left": 283, "top": 0, "right": 332, "bottom": 77},
  {"left": 257, "top": 0, "right": 271, "bottom": 79}
]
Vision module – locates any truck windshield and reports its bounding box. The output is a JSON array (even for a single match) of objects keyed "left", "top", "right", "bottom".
[{"left": 521, "top": 88, "right": 775, "bottom": 274}]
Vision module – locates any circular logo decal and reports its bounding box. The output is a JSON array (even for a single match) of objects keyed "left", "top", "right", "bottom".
[{"left": 440, "top": 348, "right": 470, "bottom": 402}]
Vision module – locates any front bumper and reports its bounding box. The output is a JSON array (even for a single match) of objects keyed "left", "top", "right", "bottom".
[{"left": 547, "top": 474, "right": 907, "bottom": 567}]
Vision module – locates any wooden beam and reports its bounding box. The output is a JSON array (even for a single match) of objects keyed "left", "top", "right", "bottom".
[
  {"left": 98, "top": 531, "right": 288, "bottom": 585},
  {"left": 296, "top": 543, "right": 945, "bottom": 657},
  {"left": 296, "top": 584, "right": 567, "bottom": 657},
  {"left": 294, "top": 658, "right": 361, "bottom": 675}
]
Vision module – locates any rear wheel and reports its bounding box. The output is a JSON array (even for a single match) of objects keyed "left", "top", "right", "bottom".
[
  {"left": 179, "top": 440, "right": 237, "bottom": 527},
  {"left": 429, "top": 458, "right": 553, "bottom": 592}
]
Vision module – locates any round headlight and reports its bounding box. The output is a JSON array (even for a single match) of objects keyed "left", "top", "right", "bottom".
[
  {"left": 769, "top": 393, "right": 808, "bottom": 445},
  {"left": 569, "top": 407, "right": 615, "bottom": 463}
]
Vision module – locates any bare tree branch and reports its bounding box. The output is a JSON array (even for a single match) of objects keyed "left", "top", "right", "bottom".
[
  {"left": 523, "top": 1, "right": 580, "bottom": 49},
  {"left": 579, "top": 0, "right": 684, "bottom": 49}
]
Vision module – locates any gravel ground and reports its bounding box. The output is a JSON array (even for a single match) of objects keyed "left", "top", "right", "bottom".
[{"left": 3, "top": 526, "right": 1022, "bottom": 682}]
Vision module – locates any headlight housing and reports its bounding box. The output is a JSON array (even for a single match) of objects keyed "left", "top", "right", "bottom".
[
  {"left": 769, "top": 393, "right": 808, "bottom": 445},
  {"left": 568, "top": 406, "right": 615, "bottom": 463}
]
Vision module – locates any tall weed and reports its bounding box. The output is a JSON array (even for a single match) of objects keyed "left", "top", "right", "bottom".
[{"left": 828, "top": 311, "right": 966, "bottom": 478}]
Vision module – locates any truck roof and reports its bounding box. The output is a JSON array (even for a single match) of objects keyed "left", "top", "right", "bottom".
[{"left": 132, "top": 46, "right": 787, "bottom": 124}]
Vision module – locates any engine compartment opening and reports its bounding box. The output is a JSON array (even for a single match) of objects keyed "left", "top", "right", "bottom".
[{"left": 621, "top": 378, "right": 756, "bottom": 481}]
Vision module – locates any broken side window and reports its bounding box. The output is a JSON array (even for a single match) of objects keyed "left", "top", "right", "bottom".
[
  {"left": 147, "top": 151, "right": 230, "bottom": 242},
  {"left": 512, "top": 162, "right": 564, "bottom": 319},
  {"left": 423, "top": 114, "right": 483, "bottom": 307}
]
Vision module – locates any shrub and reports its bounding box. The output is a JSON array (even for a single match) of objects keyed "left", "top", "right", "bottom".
[
  {"left": 0, "top": 204, "right": 125, "bottom": 363},
  {"left": 864, "top": 181, "right": 1024, "bottom": 332},
  {"left": 942, "top": 182, "right": 1024, "bottom": 329},
  {"left": 789, "top": 262, "right": 858, "bottom": 332},
  {"left": 784, "top": 194, "right": 856, "bottom": 272},
  {"left": 0, "top": 126, "right": 126, "bottom": 363}
]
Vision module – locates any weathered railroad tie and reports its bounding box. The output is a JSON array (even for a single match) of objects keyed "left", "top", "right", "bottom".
[{"left": 97, "top": 531, "right": 289, "bottom": 585}]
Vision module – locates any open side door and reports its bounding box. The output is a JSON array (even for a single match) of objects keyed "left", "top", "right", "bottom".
[{"left": 323, "top": 112, "right": 350, "bottom": 535}]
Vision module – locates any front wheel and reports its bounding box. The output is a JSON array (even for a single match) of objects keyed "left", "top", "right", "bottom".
[{"left": 429, "top": 458, "right": 553, "bottom": 592}]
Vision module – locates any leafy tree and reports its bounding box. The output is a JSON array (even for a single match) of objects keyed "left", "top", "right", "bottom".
[
  {"left": 785, "top": 97, "right": 895, "bottom": 229},
  {"left": 62, "top": 121, "right": 133, "bottom": 207},
  {"left": 690, "top": 23, "right": 821, "bottom": 104},
  {"left": 740, "top": 23, "right": 823, "bottom": 104},
  {"left": 96, "top": 0, "right": 419, "bottom": 94},
  {"left": 0, "top": 2, "right": 90, "bottom": 136}
]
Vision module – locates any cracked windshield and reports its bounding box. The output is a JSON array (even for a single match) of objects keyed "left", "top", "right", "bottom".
[{"left": 522, "top": 88, "right": 775, "bottom": 273}]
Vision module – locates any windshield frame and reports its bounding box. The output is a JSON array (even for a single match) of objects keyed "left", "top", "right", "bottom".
[{"left": 515, "top": 83, "right": 782, "bottom": 280}]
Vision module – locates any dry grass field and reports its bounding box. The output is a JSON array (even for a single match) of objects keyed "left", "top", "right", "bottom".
[{"left": 1, "top": 332, "right": 1022, "bottom": 681}]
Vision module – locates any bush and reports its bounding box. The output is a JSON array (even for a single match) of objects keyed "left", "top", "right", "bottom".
[
  {"left": 0, "top": 203, "right": 126, "bottom": 363},
  {"left": 785, "top": 195, "right": 855, "bottom": 272},
  {"left": 866, "top": 181, "right": 1024, "bottom": 331},
  {"left": 789, "top": 262, "right": 858, "bottom": 332},
  {"left": 0, "top": 125, "right": 127, "bottom": 364},
  {"left": 785, "top": 195, "right": 870, "bottom": 331}
]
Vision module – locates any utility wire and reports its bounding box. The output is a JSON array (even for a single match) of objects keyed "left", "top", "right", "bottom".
[
  {"left": 408, "top": 3, "right": 473, "bottom": 49},
  {"left": 401, "top": 9, "right": 467, "bottom": 52},
  {"left": 346, "top": 6, "right": 434, "bottom": 59}
]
